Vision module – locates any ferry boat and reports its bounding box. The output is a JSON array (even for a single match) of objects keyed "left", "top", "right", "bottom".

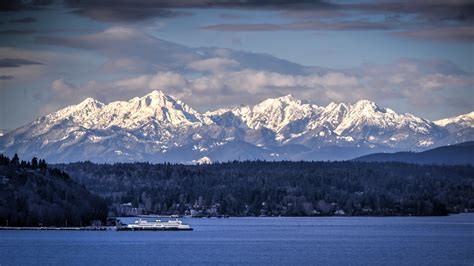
[{"left": 117, "top": 219, "right": 193, "bottom": 231}]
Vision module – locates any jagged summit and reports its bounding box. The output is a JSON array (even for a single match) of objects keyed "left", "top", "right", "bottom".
[
  {"left": 79, "top": 97, "right": 101, "bottom": 105},
  {"left": 1, "top": 91, "right": 472, "bottom": 163},
  {"left": 44, "top": 97, "right": 104, "bottom": 127},
  {"left": 268, "top": 94, "right": 300, "bottom": 104},
  {"left": 209, "top": 94, "right": 319, "bottom": 132},
  {"left": 44, "top": 90, "right": 209, "bottom": 130},
  {"left": 352, "top": 99, "right": 381, "bottom": 111},
  {"left": 140, "top": 90, "right": 174, "bottom": 103}
]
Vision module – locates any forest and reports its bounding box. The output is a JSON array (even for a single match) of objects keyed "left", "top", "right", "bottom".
[
  {"left": 0, "top": 154, "right": 108, "bottom": 227},
  {"left": 56, "top": 160, "right": 474, "bottom": 217}
]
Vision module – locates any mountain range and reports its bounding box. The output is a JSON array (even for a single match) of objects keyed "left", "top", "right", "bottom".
[
  {"left": 0, "top": 90, "right": 472, "bottom": 163},
  {"left": 354, "top": 141, "right": 474, "bottom": 165}
]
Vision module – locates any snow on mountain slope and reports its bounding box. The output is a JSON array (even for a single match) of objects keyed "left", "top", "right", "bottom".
[
  {"left": 0, "top": 90, "right": 218, "bottom": 162},
  {"left": 0, "top": 90, "right": 472, "bottom": 163},
  {"left": 51, "top": 90, "right": 210, "bottom": 130},
  {"left": 207, "top": 95, "right": 321, "bottom": 139},
  {"left": 331, "top": 100, "right": 444, "bottom": 148},
  {"left": 192, "top": 156, "right": 212, "bottom": 164},
  {"left": 434, "top": 112, "right": 474, "bottom": 144},
  {"left": 208, "top": 97, "right": 445, "bottom": 149},
  {"left": 434, "top": 112, "right": 474, "bottom": 129},
  {"left": 241, "top": 95, "right": 320, "bottom": 132},
  {"left": 307, "top": 102, "right": 348, "bottom": 131}
]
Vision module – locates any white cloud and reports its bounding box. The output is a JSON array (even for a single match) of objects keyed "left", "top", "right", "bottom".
[
  {"left": 186, "top": 57, "right": 239, "bottom": 72},
  {"left": 45, "top": 59, "right": 472, "bottom": 116},
  {"left": 51, "top": 79, "right": 76, "bottom": 94}
]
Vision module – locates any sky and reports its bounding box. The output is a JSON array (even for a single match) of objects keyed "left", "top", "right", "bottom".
[{"left": 0, "top": 0, "right": 473, "bottom": 130}]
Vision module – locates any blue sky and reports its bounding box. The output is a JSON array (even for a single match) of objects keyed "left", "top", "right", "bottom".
[
  {"left": 0, "top": 0, "right": 473, "bottom": 129},
  {"left": 154, "top": 8, "right": 473, "bottom": 70}
]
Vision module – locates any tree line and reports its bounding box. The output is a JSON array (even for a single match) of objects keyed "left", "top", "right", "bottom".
[
  {"left": 56, "top": 160, "right": 474, "bottom": 217},
  {"left": 0, "top": 154, "right": 108, "bottom": 227}
]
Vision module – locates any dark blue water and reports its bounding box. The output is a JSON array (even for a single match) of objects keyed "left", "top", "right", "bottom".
[{"left": 1, "top": 214, "right": 473, "bottom": 265}]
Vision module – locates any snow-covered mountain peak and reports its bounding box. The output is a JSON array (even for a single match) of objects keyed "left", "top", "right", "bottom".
[
  {"left": 40, "top": 90, "right": 211, "bottom": 132},
  {"left": 332, "top": 99, "right": 439, "bottom": 138},
  {"left": 205, "top": 94, "right": 320, "bottom": 133},
  {"left": 67, "top": 97, "right": 104, "bottom": 111},
  {"left": 142, "top": 89, "right": 167, "bottom": 100},
  {"left": 2, "top": 91, "right": 472, "bottom": 163},
  {"left": 306, "top": 101, "right": 348, "bottom": 130},
  {"left": 324, "top": 101, "right": 348, "bottom": 111},
  {"left": 432, "top": 112, "right": 474, "bottom": 144},
  {"left": 275, "top": 94, "right": 298, "bottom": 103},
  {"left": 192, "top": 156, "right": 212, "bottom": 164},
  {"left": 256, "top": 94, "right": 302, "bottom": 108},
  {"left": 434, "top": 111, "right": 474, "bottom": 128},
  {"left": 242, "top": 94, "right": 319, "bottom": 132},
  {"left": 45, "top": 97, "right": 104, "bottom": 124},
  {"left": 352, "top": 99, "right": 383, "bottom": 113},
  {"left": 79, "top": 97, "right": 102, "bottom": 106},
  {"left": 86, "top": 90, "right": 209, "bottom": 129},
  {"left": 134, "top": 90, "right": 180, "bottom": 108}
]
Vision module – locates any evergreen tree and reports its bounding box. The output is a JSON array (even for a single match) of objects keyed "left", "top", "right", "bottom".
[
  {"left": 39, "top": 159, "right": 47, "bottom": 170},
  {"left": 31, "top": 157, "right": 38, "bottom": 169},
  {"left": 0, "top": 153, "right": 108, "bottom": 226},
  {"left": 11, "top": 153, "right": 19, "bottom": 165},
  {"left": 0, "top": 154, "right": 9, "bottom": 165}
]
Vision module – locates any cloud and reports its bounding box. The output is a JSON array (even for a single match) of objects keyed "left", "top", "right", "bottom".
[
  {"left": 199, "top": 0, "right": 473, "bottom": 41},
  {"left": 44, "top": 58, "right": 473, "bottom": 117},
  {"left": 347, "top": 0, "right": 474, "bottom": 23},
  {"left": 219, "top": 13, "right": 245, "bottom": 20},
  {"left": 0, "top": 47, "right": 102, "bottom": 92},
  {"left": 347, "top": 59, "right": 474, "bottom": 110},
  {"left": 51, "top": 78, "right": 77, "bottom": 95},
  {"left": 45, "top": 72, "right": 190, "bottom": 112},
  {"left": 198, "top": 0, "right": 472, "bottom": 43},
  {"left": 0, "top": 75, "right": 14, "bottom": 80},
  {"left": 279, "top": 9, "right": 344, "bottom": 20},
  {"left": 186, "top": 58, "right": 239, "bottom": 72},
  {"left": 202, "top": 20, "right": 394, "bottom": 32},
  {"left": 34, "top": 27, "right": 308, "bottom": 75},
  {"left": 3, "top": 0, "right": 472, "bottom": 45},
  {"left": 395, "top": 26, "right": 474, "bottom": 42},
  {"left": 0, "top": 56, "right": 46, "bottom": 84},
  {"left": 9, "top": 17, "right": 37, "bottom": 23},
  {"left": 64, "top": 0, "right": 336, "bottom": 10},
  {"left": 70, "top": 6, "right": 191, "bottom": 22},
  {"left": 64, "top": 0, "right": 335, "bottom": 22},
  {"left": 114, "top": 71, "right": 187, "bottom": 92},
  {"left": 40, "top": 78, "right": 81, "bottom": 114},
  {"left": 98, "top": 57, "right": 162, "bottom": 74},
  {"left": 42, "top": 69, "right": 357, "bottom": 111},
  {"left": 0, "top": 58, "right": 42, "bottom": 68},
  {"left": 0, "top": 29, "right": 36, "bottom": 35},
  {"left": 35, "top": 27, "right": 201, "bottom": 70},
  {"left": 0, "top": 0, "right": 53, "bottom": 11}
]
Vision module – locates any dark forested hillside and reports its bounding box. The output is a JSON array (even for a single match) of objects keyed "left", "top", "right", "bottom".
[
  {"left": 0, "top": 154, "right": 108, "bottom": 227},
  {"left": 56, "top": 161, "right": 474, "bottom": 217},
  {"left": 354, "top": 141, "right": 474, "bottom": 165}
]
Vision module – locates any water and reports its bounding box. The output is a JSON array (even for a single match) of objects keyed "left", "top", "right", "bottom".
[{"left": 1, "top": 214, "right": 473, "bottom": 265}]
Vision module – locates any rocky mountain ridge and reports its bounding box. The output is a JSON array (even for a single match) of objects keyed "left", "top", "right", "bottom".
[{"left": 0, "top": 90, "right": 471, "bottom": 163}]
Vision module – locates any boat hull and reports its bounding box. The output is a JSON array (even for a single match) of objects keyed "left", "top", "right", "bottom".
[{"left": 117, "top": 227, "right": 193, "bottom": 231}]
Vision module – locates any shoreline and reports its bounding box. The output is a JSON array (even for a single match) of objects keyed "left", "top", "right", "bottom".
[
  {"left": 0, "top": 226, "right": 115, "bottom": 231},
  {"left": 2, "top": 213, "right": 472, "bottom": 230}
]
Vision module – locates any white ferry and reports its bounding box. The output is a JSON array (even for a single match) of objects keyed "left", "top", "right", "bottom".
[{"left": 117, "top": 219, "right": 193, "bottom": 231}]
